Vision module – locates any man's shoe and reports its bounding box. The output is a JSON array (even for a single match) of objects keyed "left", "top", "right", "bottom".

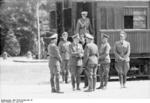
[
  {"left": 102, "top": 86, "right": 107, "bottom": 90},
  {"left": 51, "top": 89, "right": 56, "bottom": 93},
  {"left": 77, "top": 88, "right": 81, "bottom": 91},
  {"left": 84, "top": 89, "right": 93, "bottom": 92},
  {"left": 96, "top": 86, "right": 104, "bottom": 89},
  {"left": 72, "top": 88, "right": 75, "bottom": 91},
  {"left": 93, "top": 88, "right": 95, "bottom": 91},
  {"left": 120, "top": 84, "right": 124, "bottom": 88},
  {"left": 56, "top": 90, "right": 64, "bottom": 94},
  {"left": 83, "top": 86, "right": 88, "bottom": 88},
  {"left": 123, "top": 84, "right": 126, "bottom": 88}
]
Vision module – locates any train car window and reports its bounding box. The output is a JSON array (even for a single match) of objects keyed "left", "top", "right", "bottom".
[
  {"left": 124, "top": 7, "right": 147, "bottom": 29},
  {"left": 133, "top": 11, "right": 147, "bottom": 29},
  {"left": 124, "top": 16, "right": 133, "bottom": 29}
]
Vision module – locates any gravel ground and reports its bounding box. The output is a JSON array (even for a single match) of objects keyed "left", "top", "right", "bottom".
[{"left": 0, "top": 57, "right": 150, "bottom": 99}]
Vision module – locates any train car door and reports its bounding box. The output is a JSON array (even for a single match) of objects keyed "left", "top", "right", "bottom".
[
  {"left": 63, "top": 8, "right": 72, "bottom": 34},
  {"left": 75, "top": 2, "right": 95, "bottom": 33}
]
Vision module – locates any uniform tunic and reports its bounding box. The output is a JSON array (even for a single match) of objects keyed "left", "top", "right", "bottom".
[
  {"left": 84, "top": 42, "right": 99, "bottom": 67},
  {"left": 58, "top": 40, "right": 71, "bottom": 72},
  {"left": 114, "top": 40, "right": 130, "bottom": 75},
  {"left": 48, "top": 43, "right": 62, "bottom": 75},
  {"left": 99, "top": 42, "right": 111, "bottom": 64},
  {"left": 83, "top": 42, "right": 99, "bottom": 90},
  {"left": 76, "top": 18, "right": 93, "bottom": 36},
  {"left": 58, "top": 40, "right": 71, "bottom": 60},
  {"left": 99, "top": 42, "right": 111, "bottom": 75},
  {"left": 69, "top": 43, "right": 84, "bottom": 76}
]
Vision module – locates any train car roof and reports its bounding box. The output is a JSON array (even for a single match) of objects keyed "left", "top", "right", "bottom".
[{"left": 68, "top": 0, "right": 150, "bottom": 2}]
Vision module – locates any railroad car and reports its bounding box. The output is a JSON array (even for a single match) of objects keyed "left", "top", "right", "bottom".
[{"left": 49, "top": 0, "right": 150, "bottom": 78}]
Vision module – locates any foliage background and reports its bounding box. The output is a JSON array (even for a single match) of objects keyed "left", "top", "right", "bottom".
[{"left": 0, "top": 0, "right": 55, "bottom": 56}]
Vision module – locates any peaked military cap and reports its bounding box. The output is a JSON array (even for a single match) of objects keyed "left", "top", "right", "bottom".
[
  {"left": 49, "top": 33, "right": 58, "bottom": 40},
  {"left": 62, "top": 32, "right": 68, "bottom": 36},
  {"left": 102, "top": 33, "right": 109, "bottom": 39},
  {"left": 85, "top": 33, "right": 94, "bottom": 40},
  {"left": 72, "top": 33, "right": 80, "bottom": 39},
  {"left": 120, "top": 30, "right": 127, "bottom": 37},
  {"left": 81, "top": 11, "right": 88, "bottom": 15}
]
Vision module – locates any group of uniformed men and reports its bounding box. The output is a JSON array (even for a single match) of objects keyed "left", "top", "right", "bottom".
[{"left": 48, "top": 11, "right": 130, "bottom": 93}]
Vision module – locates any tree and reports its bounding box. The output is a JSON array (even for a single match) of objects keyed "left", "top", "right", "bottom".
[
  {"left": 0, "top": 0, "right": 55, "bottom": 56},
  {"left": 0, "top": 0, "right": 38, "bottom": 56},
  {"left": 3, "top": 31, "right": 20, "bottom": 56}
]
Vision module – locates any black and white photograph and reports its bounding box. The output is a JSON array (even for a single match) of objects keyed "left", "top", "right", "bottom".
[{"left": 0, "top": 0, "right": 150, "bottom": 102}]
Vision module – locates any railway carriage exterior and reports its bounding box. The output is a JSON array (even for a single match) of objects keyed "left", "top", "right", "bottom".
[{"left": 49, "top": 0, "right": 150, "bottom": 78}]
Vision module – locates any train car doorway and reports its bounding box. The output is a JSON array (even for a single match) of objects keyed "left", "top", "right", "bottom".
[
  {"left": 76, "top": 2, "right": 93, "bottom": 23},
  {"left": 75, "top": 2, "right": 96, "bottom": 40}
]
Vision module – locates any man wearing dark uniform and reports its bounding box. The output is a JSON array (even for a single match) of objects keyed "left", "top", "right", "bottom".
[
  {"left": 114, "top": 31, "right": 131, "bottom": 88},
  {"left": 97, "top": 33, "right": 111, "bottom": 89}
]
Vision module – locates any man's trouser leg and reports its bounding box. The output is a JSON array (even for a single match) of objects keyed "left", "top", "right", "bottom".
[
  {"left": 70, "top": 66, "right": 76, "bottom": 90},
  {"left": 88, "top": 66, "right": 93, "bottom": 90},
  {"left": 100, "top": 64, "right": 104, "bottom": 88},
  {"left": 104, "top": 63, "right": 110, "bottom": 87},
  {"left": 119, "top": 74, "right": 123, "bottom": 87},
  {"left": 64, "top": 60, "right": 69, "bottom": 83},
  {"left": 71, "top": 75, "right": 75, "bottom": 90},
  {"left": 61, "top": 61, "right": 65, "bottom": 82},
  {"left": 123, "top": 62, "right": 129, "bottom": 87},
  {"left": 55, "top": 72, "right": 60, "bottom": 92},
  {"left": 93, "top": 65, "right": 97, "bottom": 91},
  {"left": 84, "top": 69, "right": 88, "bottom": 87},
  {"left": 116, "top": 62, "right": 124, "bottom": 87},
  {"left": 50, "top": 73, "right": 55, "bottom": 92},
  {"left": 76, "top": 66, "right": 81, "bottom": 90}
]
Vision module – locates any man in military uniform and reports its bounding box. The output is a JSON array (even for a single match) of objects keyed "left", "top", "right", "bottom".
[
  {"left": 76, "top": 11, "right": 93, "bottom": 45},
  {"left": 48, "top": 33, "right": 63, "bottom": 93},
  {"left": 97, "top": 33, "right": 111, "bottom": 89},
  {"left": 58, "top": 32, "right": 71, "bottom": 83},
  {"left": 114, "top": 31, "right": 130, "bottom": 88},
  {"left": 69, "top": 34, "right": 84, "bottom": 91},
  {"left": 83, "top": 33, "right": 99, "bottom": 92}
]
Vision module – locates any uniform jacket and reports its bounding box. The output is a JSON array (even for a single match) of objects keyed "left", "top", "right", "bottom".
[
  {"left": 58, "top": 40, "right": 71, "bottom": 60},
  {"left": 48, "top": 43, "right": 62, "bottom": 67},
  {"left": 114, "top": 40, "right": 130, "bottom": 62},
  {"left": 99, "top": 42, "right": 111, "bottom": 64},
  {"left": 76, "top": 18, "right": 93, "bottom": 36},
  {"left": 69, "top": 42, "right": 84, "bottom": 66},
  {"left": 83, "top": 42, "right": 99, "bottom": 66}
]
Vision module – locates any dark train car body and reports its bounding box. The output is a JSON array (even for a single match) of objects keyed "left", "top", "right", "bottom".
[{"left": 49, "top": 0, "right": 150, "bottom": 78}]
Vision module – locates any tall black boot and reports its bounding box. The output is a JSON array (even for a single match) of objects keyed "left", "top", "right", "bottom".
[
  {"left": 119, "top": 74, "right": 123, "bottom": 88},
  {"left": 97, "top": 76, "right": 104, "bottom": 89},
  {"left": 65, "top": 71, "right": 68, "bottom": 83},
  {"left": 93, "top": 77, "right": 96, "bottom": 91},
  {"left": 76, "top": 72, "right": 81, "bottom": 90},
  {"left": 123, "top": 74, "right": 127, "bottom": 88},
  {"left": 71, "top": 76, "right": 75, "bottom": 91},
  {"left": 50, "top": 77, "right": 55, "bottom": 93},
  {"left": 84, "top": 70, "right": 88, "bottom": 88}
]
